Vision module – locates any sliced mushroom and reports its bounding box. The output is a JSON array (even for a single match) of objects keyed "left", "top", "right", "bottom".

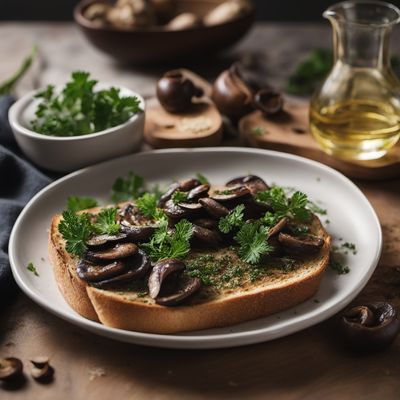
[
  {"left": 226, "top": 175, "right": 269, "bottom": 194},
  {"left": 120, "top": 225, "right": 156, "bottom": 242},
  {"left": 158, "top": 182, "right": 180, "bottom": 207},
  {"left": 86, "top": 242, "right": 138, "bottom": 262},
  {"left": 179, "top": 178, "right": 201, "bottom": 192},
  {"left": 210, "top": 185, "right": 250, "bottom": 202},
  {"left": 156, "top": 276, "right": 201, "bottom": 306},
  {"left": 163, "top": 199, "right": 192, "bottom": 219},
  {"left": 93, "top": 250, "right": 151, "bottom": 288},
  {"left": 30, "top": 358, "right": 53, "bottom": 381},
  {"left": 341, "top": 303, "right": 400, "bottom": 351},
  {"left": 199, "top": 198, "right": 229, "bottom": 218},
  {"left": 192, "top": 224, "right": 222, "bottom": 247},
  {"left": 148, "top": 258, "right": 186, "bottom": 299},
  {"left": 86, "top": 233, "right": 127, "bottom": 247},
  {"left": 77, "top": 260, "right": 127, "bottom": 282},
  {"left": 268, "top": 217, "right": 287, "bottom": 237},
  {"left": 178, "top": 202, "right": 203, "bottom": 211},
  {"left": 192, "top": 218, "right": 218, "bottom": 230},
  {"left": 0, "top": 357, "right": 23, "bottom": 381},
  {"left": 278, "top": 233, "right": 324, "bottom": 254},
  {"left": 253, "top": 88, "right": 283, "bottom": 116},
  {"left": 187, "top": 184, "right": 210, "bottom": 201},
  {"left": 30, "top": 357, "right": 50, "bottom": 369}
]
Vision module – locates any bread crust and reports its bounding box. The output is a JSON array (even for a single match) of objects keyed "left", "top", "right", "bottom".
[{"left": 49, "top": 209, "right": 331, "bottom": 333}]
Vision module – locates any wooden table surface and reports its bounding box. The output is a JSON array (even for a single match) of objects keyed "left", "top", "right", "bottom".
[{"left": 1, "top": 22, "right": 400, "bottom": 400}]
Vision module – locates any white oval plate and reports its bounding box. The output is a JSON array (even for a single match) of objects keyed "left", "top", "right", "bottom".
[{"left": 9, "top": 148, "right": 382, "bottom": 349}]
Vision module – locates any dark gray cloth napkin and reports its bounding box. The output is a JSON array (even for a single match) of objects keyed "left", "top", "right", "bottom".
[{"left": 0, "top": 95, "right": 51, "bottom": 299}]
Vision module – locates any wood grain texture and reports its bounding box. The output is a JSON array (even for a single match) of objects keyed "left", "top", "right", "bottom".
[{"left": 1, "top": 22, "right": 400, "bottom": 400}]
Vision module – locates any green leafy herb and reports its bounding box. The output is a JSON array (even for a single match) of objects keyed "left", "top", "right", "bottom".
[
  {"left": 218, "top": 204, "right": 245, "bottom": 234},
  {"left": 58, "top": 210, "right": 92, "bottom": 257},
  {"left": 27, "top": 262, "right": 39, "bottom": 277},
  {"left": 342, "top": 242, "right": 357, "bottom": 255},
  {"left": 261, "top": 211, "right": 280, "bottom": 228},
  {"left": 0, "top": 46, "right": 36, "bottom": 94},
  {"left": 234, "top": 222, "right": 272, "bottom": 264},
  {"left": 31, "top": 71, "right": 142, "bottom": 136},
  {"left": 67, "top": 196, "right": 98, "bottom": 212},
  {"left": 135, "top": 192, "right": 165, "bottom": 220},
  {"left": 252, "top": 127, "right": 267, "bottom": 136},
  {"left": 329, "top": 258, "right": 350, "bottom": 275},
  {"left": 111, "top": 171, "right": 145, "bottom": 203},
  {"left": 256, "top": 187, "right": 310, "bottom": 222},
  {"left": 196, "top": 173, "right": 209, "bottom": 185},
  {"left": 285, "top": 224, "right": 309, "bottom": 236},
  {"left": 142, "top": 219, "right": 193, "bottom": 261},
  {"left": 172, "top": 191, "right": 188, "bottom": 204},
  {"left": 307, "top": 200, "right": 327, "bottom": 216},
  {"left": 92, "top": 208, "right": 120, "bottom": 235}
]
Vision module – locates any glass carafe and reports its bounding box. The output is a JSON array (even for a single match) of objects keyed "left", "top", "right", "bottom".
[{"left": 310, "top": 1, "right": 400, "bottom": 161}]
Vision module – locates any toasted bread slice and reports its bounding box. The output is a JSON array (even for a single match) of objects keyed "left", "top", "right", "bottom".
[{"left": 49, "top": 208, "right": 331, "bottom": 334}]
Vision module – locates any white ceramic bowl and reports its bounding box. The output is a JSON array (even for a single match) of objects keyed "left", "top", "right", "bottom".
[{"left": 8, "top": 84, "right": 145, "bottom": 172}]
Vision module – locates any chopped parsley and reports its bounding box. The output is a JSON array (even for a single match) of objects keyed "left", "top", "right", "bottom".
[
  {"left": 171, "top": 191, "right": 188, "bottom": 205},
  {"left": 135, "top": 192, "right": 165, "bottom": 220},
  {"left": 329, "top": 258, "right": 350, "bottom": 275},
  {"left": 234, "top": 222, "right": 272, "bottom": 264},
  {"left": 252, "top": 127, "right": 267, "bottom": 136},
  {"left": 67, "top": 196, "right": 98, "bottom": 212},
  {"left": 58, "top": 210, "right": 92, "bottom": 257},
  {"left": 31, "top": 71, "right": 142, "bottom": 136},
  {"left": 141, "top": 219, "right": 193, "bottom": 261},
  {"left": 307, "top": 200, "right": 327, "bottom": 216},
  {"left": 92, "top": 208, "right": 120, "bottom": 235},
  {"left": 196, "top": 173, "right": 209, "bottom": 185},
  {"left": 111, "top": 171, "right": 145, "bottom": 203},
  {"left": 218, "top": 204, "right": 245, "bottom": 234},
  {"left": 27, "top": 262, "right": 39, "bottom": 277}
]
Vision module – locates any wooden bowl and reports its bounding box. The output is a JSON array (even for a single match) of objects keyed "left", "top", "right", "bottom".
[{"left": 74, "top": 0, "right": 255, "bottom": 65}]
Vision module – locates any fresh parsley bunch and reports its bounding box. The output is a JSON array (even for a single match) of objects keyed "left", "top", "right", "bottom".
[{"left": 31, "top": 71, "right": 142, "bottom": 136}]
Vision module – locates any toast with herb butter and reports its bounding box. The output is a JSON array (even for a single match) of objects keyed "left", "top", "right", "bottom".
[{"left": 49, "top": 179, "right": 331, "bottom": 334}]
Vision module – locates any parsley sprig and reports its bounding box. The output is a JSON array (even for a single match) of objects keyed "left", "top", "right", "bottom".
[
  {"left": 135, "top": 193, "right": 165, "bottom": 220},
  {"left": 111, "top": 172, "right": 145, "bottom": 203},
  {"left": 92, "top": 208, "right": 120, "bottom": 235},
  {"left": 67, "top": 196, "right": 98, "bottom": 212},
  {"left": 218, "top": 204, "right": 245, "bottom": 234},
  {"left": 256, "top": 187, "right": 310, "bottom": 222},
  {"left": 31, "top": 71, "right": 142, "bottom": 136},
  {"left": 234, "top": 222, "right": 273, "bottom": 264},
  {"left": 172, "top": 191, "right": 188, "bottom": 204},
  {"left": 141, "top": 219, "right": 193, "bottom": 261}
]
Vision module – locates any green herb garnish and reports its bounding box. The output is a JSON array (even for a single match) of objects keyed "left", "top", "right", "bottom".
[
  {"left": 218, "top": 204, "right": 245, "bottom": 234},
  {"left": 256, "top": 187, "right": 310, "bottom": 222},
  {"left": 92, "top": 208, "right": 120, "bottom": 235},
  {"left": 171, "top": 191, "right": 188, "bottom": 204},
  {"left": 252, "top": 127, "right": 267, "bottom": 136},
  {"left": 234, "top": 222, "right": 272, "bottom": 265},
  {"left": 111, "top": 171, "right": 145, "bottom": 203},
  {"left": 307, "top": 200, "right": 327, "bottom": 216},
  {"left": 58, "top": 210, "right": 92, "bottom": 257},
  {"left": 142, "top": 219, "right": 193, "bottom": 261},
  {"left": 27, "top": 262, "right": 39, "bottom": 277},
  {"left": 196, "top": 173, "right": 209, "bottom": 185},
  {"left": 136, "top": 192, "right": 165, "bottom": 220},
  {"left": 329, "top": 258, "right": 350, "bottom": 275},
  {"left": 67, "top": 196, "right": 98, "bottom": 212},
  {"left": 31, "top": 71, "right": 142, "bottom": 136}
]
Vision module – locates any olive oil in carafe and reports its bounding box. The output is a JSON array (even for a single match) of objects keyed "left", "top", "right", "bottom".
[{"left": 310, "top": 98, "right": 400, "bottom": 160}]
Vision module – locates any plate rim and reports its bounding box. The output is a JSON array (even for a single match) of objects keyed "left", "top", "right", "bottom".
[{"left": 9, "top": 147, "right": 382, "bottom": 348}]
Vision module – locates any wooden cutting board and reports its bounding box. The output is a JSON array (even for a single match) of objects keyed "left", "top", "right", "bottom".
[{"left": 239, "top": 101, "right": 400, "bottom": 180}]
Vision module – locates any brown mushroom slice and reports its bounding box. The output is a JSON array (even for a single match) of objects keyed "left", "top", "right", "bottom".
[
  {"left": 187, "top": 184, "right": 210, "bottom": 201},
  {"left": 30, "top": 357, "right": 50, "bottom": 369},
  {"left": 268, "top": 217, "right": 287, "bottom": 237},
  {"left": 278, "top": 233, "right": 324, "bottom": 254},
  {"left": 120, "top": 225, "right": 156, "bottom": 242},
  {"left": 158, "top": 182, "right": 180, "bottom": 207},
  {"left": 93, "top": 250, "right": 151, "bottom": 288},
  {"left": 77, "top": 260, "right": 127, "bottom": 282},
  {"left": 210, "top": 185, "right": 250, "bottom": 202},
  {"left": 156, "top": 276, "right": 201, "bottom": 306},
  {"left": 148, "top": 258, "right": 186, "bottom": 299},
  {"left": 86, "top": 243, "right": 138, "bottom": 262},
  {"left": 86, "top": 233, "right": 127, "bottom": 247},
  {"left": 226, "top": 175, "right": 269, "bottom": 194},
  {"left": 253, "top": 88, "right": 284, "bottom": 116},
  {"left": 178, "top": 202, "right": 203, "bottom": 211},
  {"left": 179, "top": 178, "right": 201, "bottom": 192},
  {"left": 192, "top": 224, "right": 222, "bottom": 247},
  {"left": 199, "top": 198, "right": 229, "bottom": 218},
  {"left": 163, "top": 199, "right": 192, "bottom": 219},
  {"left": 192, "top": 218, "right": 218, "bottom": 230},
  {"left": 0, "top": 357, "right": 23, "bottom": 381}
]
